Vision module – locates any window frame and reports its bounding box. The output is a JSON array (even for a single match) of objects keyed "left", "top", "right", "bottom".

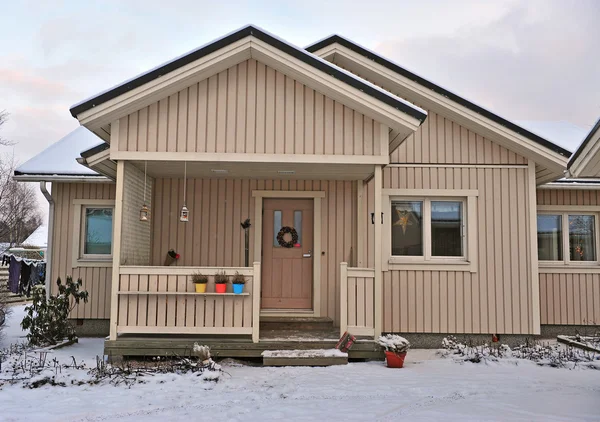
[
  {"left": 382, "top": 189, "right": 478, "bottom": 273},
  {"left": 537, "top": 210, "right": 600, "bottom": 267},
  {"left": 71, "top": 199, "right": 115, "bottom": 268},
  {"left": 80, "top": 206, "right": 114, "bottom": 259}
]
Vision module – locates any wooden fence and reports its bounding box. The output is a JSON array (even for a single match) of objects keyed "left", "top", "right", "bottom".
[
  {"left": 340, "top": 263, "right": 375, "bottom": 337},
  {"left": 115, "top": 263, "right": 261, "bottom": 341}
]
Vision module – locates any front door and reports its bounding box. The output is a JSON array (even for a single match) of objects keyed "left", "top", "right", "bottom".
[{"left": 262, "top": 199, "right": 313, "bottom": 309}]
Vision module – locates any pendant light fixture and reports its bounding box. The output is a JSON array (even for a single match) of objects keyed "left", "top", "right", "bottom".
[
  {"left": 139, "top": 161, "right": 150, "bottom": 222},
  {"left": 180, "top": 161, "right": 189, "bottom": 222}
]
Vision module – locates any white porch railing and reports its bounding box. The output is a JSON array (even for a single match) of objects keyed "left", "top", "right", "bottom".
[
  {"left": 115, "top": 262, "right": 261, "bottom": 342},
  {"left": 340, "top": 263, "right": 375, "bottom": 337}
]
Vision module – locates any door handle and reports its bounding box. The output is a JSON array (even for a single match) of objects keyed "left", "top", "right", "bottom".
[{"left": 303, "top": 250, "right": 312, "bottom": 258}]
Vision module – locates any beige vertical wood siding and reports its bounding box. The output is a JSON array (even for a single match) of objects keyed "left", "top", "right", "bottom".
[
  {"left": 392, "top": 111, "right": 527, "bottom": 165},
  {"left": 537, "top": 188, "right": 600, "bottom": 206},
  {"left": 150, "top": 178, "right": 356, "bottom": 324},
  {"left": 361, "top": 165, "right": 535, "bottom": 334},
  {"left": 539, "top": 273, "right": 600, "bottom": 325},
  {"left": 537, "top": 188, "right": 600, "bottom": 325},
  {"left": 51, "top": 182, "right": 116, "bottom": 319},
  {"left": 116, "top": 59, "right": 380, "bottom": 156}
]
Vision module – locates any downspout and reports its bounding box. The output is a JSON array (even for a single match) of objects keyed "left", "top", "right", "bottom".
[{"left": 40, "top": 181, "right": 53, "bottom": 300}]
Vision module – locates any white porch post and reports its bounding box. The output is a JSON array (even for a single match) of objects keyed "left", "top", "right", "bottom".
[
  {"left": 373, "top": 165, "right": 383, "bottom": 338},
  {"left": 109, "top": 160, "right": 125, "bottom": 340}
]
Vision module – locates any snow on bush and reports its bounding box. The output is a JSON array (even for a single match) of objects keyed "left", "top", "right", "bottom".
[
  {"left": 378, "top": 334, "right": 410, "bottom": 354},
  {"left": 440, "top": 336, "right": 600, "bottom": 369}
]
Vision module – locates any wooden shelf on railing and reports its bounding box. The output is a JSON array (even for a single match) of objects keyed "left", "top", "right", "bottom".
[{"left": 117, "top": 291, "right": 249, "bottom": 296}]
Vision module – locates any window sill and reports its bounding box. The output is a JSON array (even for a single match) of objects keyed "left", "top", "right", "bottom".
[
  {"left": 387, "top": 259, "right": 476, "bottom": 273},
  {"left": 73, "top": 259, "right": 113, "bottom": 268},
  {"left": 538, "top": 264, "right": 600, "bottom": 274}
]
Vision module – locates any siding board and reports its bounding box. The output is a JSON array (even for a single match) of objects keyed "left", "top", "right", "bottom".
[
  {"left": 117, "top": 59, "right": 378, "bottom": 156},
  {"left": 52, "top": 183, "right": 116, "bottom": 320},
  {"left": 537, "top": 188, "right": 600, "bottom": 325}
]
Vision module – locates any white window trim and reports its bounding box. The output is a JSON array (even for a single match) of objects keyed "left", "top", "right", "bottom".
[
  {"left": 537, "top": 209, "right": 600, "bottom": 268},
  {"left": 72, "top": 199, "right": 115, "bottom": 268},
  {"left": 382, "top": 189, "right": 478, "bottom": 273}
]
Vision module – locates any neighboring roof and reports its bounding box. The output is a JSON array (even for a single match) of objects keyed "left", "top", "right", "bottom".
[
  {"left": 568, "top": 116, "right": 600, "bottom": 171},
  {"left": 515, "top": 121, "right": 588, "bottom": 154},
  {"left": 14, "top": 127, "right": 108, "bottom": 180},
  {"left": 306, "top": 35, "right": 571, "bottom": 158},
  {"left": 70, "top": 25, "right": 426, "bottom": 123},
  {"left": 23, "top": 224, "right": 48, "bottom": 248}
]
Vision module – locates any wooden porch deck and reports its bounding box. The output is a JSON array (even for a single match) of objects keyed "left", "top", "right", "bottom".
[{"left": 104, "top": 329, "right": 383, "bottom": 360}]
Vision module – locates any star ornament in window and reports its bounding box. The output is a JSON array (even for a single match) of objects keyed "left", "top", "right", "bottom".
[{"left": 393, "top": 208, "right": 413, "bottom": 234}]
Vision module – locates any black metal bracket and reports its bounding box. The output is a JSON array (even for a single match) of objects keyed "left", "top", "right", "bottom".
[{"left": 371, "top": 212, "right": 384, "bottom": 224}]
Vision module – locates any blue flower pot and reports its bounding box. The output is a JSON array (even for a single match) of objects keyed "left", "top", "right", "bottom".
[{"left": 233, "top": 284, "right": 244, "bottom": 294}]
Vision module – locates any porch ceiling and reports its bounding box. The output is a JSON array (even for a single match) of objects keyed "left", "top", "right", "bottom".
[{"left": 132, "top": 160, "right": 375, "bottom": 181}]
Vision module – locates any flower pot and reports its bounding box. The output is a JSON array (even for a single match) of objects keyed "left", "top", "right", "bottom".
[
  {"left": 385, "top": 351, "right": 407, "bottom": 368},
  {"left": 164, "top": 255, "right": 176, "bottom": 266},
  {"left": 195, "top": 283, "right": 207, "bottom": 293},
  {"left": 215, "top": 283, "right": 227, "bottom": 294},
  {"left": 232, "top": 283, "right": 244, "bottom": 294}
]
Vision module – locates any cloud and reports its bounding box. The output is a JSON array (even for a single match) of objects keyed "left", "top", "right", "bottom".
[{"left": 375, "top": 0, "right": 600, "bottom": 129}]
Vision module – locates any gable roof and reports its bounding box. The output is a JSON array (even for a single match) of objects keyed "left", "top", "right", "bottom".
[
  {"left": 70, "top": 25, "right": 426, "bottom": 124},
  {"left": 567, "top": 116, "right": 600, "bottom": 177},
  {"left": 306, "top": 35, "right": 571, "bottom": 158},
  {"left": 13, "top": 127, "right": 109, "bottom": 182}
]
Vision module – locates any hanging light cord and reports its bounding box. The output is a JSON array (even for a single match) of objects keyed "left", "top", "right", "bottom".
[
  {"left": 143, "top": 161, "right": 147, "bottom": 204},
  {"left": 183, "top": 161, "right": 187, "bottom": 206}
]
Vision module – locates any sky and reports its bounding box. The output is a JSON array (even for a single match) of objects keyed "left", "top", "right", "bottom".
[{"left": 1, "top": 0, "right": 599, "bottom": 215}]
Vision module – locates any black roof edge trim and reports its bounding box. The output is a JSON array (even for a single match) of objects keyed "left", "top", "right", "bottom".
[
  {"left": 551, "top": 178, "right": 600, "bottom": 184},
  {"left": 70, "top": 26, "right": 426, "bottom": 123},
  {"left": 80, "top": 142, "right": 110, "bottom": 159},
  {"left": 568, "top": 116, "right": 600, "bottom": 169},
  {"left": 307, "top": 35, "right": 571, "bottom": 158}
]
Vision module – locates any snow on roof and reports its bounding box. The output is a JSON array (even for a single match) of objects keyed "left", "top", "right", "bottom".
[
  {"left": 515, "top": 121, "right": 588, "bottom": 153},
  {"left": 23, "top": 224, "right": 48, "bottom": 248},
  {"left": 15, "top": 127, "right": 104, "bottom": 176}
]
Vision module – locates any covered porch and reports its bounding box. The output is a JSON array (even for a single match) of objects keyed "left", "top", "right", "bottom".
[{"left": 103, "top": 158, "right": 383, "bottom": 353}]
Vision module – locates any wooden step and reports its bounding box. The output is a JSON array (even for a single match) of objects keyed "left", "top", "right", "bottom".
[
  {"left": 262, "top": 348, "right": 348, "bottom": 366},
  {"left": 260, "top": 316, "right": 333, "bottom": 331}
]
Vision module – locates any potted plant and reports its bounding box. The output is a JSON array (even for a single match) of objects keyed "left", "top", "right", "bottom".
[
  {"left": 191, "top": 272, "right": 208, "bottom": 293},
  {"left": 232, "top": 272, "right": 245, "bottom": 294},
  {"left": 164, "top": 249, "right": 180, "bottom": 266},
  {"left": 214, "top": 270, "right": 228, "bottom": 294},
  {"left": 378, "top": 334, "right": 410, "bottom": 368}
]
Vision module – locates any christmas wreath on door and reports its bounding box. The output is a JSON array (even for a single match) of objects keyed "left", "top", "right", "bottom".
[{"left": 276, "top": 226, "right": 298, "bottom": 248}]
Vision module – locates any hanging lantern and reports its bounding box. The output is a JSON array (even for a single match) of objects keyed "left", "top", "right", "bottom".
[
  {"left": 139, "top": 161, "right": 150, "bottom": 222},
  {"left": 180, "top": 161, "right": 189, "bottom": 222},
  {"left": 180, "top": 205, "right": 189, "bottom": 222},
  {"left": 140, "top": 204, "right": 150, "bottom": 221}
]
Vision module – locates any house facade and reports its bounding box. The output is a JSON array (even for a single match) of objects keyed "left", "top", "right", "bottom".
[{"left": 15, "top": 26, "right": 600, "bottom": 354}]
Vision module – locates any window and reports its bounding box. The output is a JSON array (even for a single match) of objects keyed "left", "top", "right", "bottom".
[
  {"left": 82, "top": 207, "right": 113, "bottom": 257},
  {"left": 537, "top": 212, "right": 597, "bottom": 264},
  {"left": 391, "top": 199, "right": 465, "bottom": 260},
  {"left": 273, "top": 210, "right": 282, "bottom": 247}
]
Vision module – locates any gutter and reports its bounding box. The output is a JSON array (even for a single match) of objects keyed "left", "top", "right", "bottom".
[
  {"left": 12, "top": 175, "right": 110, "bottom": 183},
  {"left": 40, "top": 181, "right": 53, "bottom": 300}
]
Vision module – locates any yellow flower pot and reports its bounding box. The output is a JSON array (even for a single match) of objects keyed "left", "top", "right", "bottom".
[{"left": 195, "top": 283, "right": 207, "bottom": 293}]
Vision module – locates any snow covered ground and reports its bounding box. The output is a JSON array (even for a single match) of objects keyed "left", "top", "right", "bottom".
[{"left": 1, "top": 305, "right": 599, "bottom": 422}]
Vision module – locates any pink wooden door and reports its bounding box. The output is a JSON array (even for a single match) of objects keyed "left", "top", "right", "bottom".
[{"left": 262, "top": 199, "right": 313, "bottom": 309}]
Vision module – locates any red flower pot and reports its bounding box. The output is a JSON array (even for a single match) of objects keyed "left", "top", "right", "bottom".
[
  {"left": 215, "top": 283, "right": 227, "bottom": 294},
  {"left": 385, "top": 351, "right": 407, "bottom": 368}
]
